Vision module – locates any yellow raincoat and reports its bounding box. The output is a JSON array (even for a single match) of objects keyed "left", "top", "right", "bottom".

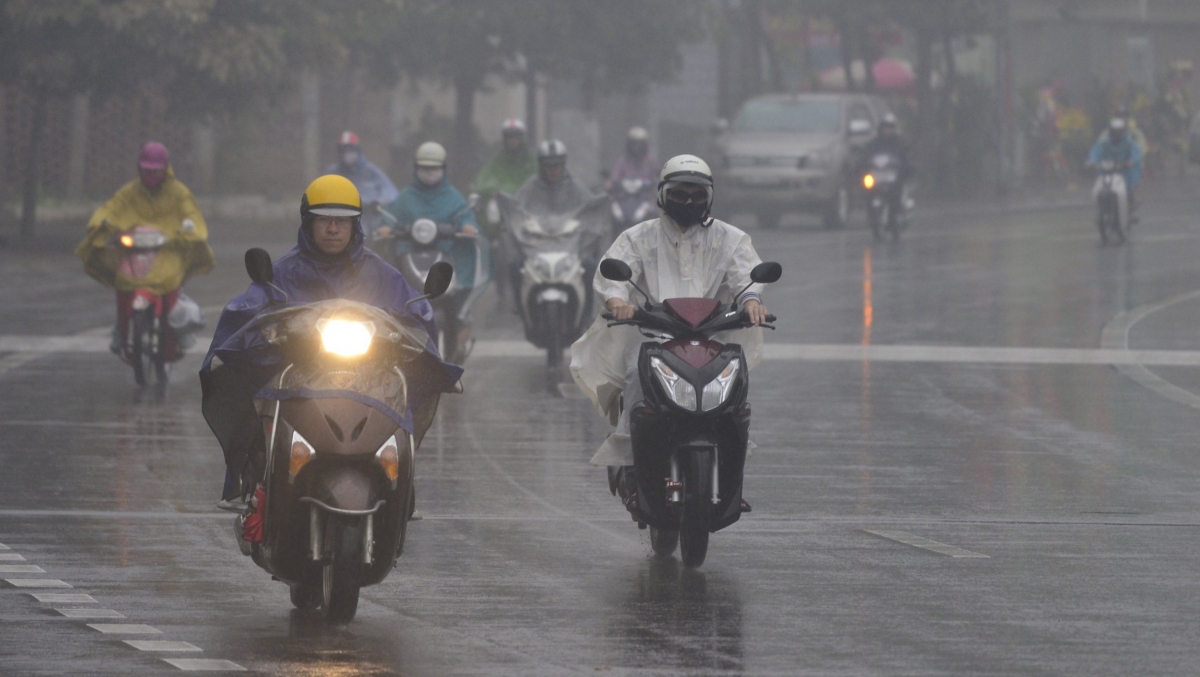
[{"left": 75, "top": 168, "right": 215, "bottom": 294}]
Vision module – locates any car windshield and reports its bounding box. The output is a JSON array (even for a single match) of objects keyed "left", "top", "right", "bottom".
[{"left": 733, "top": 99, "right": 842, "bottom": 133}]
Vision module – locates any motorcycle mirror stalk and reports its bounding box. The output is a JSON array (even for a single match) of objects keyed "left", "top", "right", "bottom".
[
  {"left": 403, "top": 261, "right": 455, "bottom": 312},
  {"left": 731, "top": 262, "right": 783, "bottom": 309},
  {"left": 244, "top": 248, "right": 290, "bottom": 303},
  {"left": 599, "top": 259, "right": 653, "bottom": 310}
]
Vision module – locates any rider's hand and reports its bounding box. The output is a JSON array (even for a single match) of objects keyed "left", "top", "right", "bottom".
[
  {"left": 744, "top": 299, "right": 768, "bottom": 326},
  {"left": 461, "top": 224, "right": 478, "bottom": 238},
  {"left": 607, "top": 298, "right": 637, "bottom": 321},
  {"left": 374, "top": 226, "right": 392, "bottom": 240}
]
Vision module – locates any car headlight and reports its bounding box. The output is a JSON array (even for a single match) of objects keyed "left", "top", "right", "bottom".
[
  {"left": 289, "top": 430, "right": 316, "bottom": 481},
  {"left": 317, "top": 318, "right": 376, "bottom": 358},
  {"left": 375, "top": 435, "right": 401, "bottom": 484},
  {"left": 701, "top": 358, "right": 740, "bottom": 412},
  {"left": 651, "top": 356, "right": 697, "bottom": 411},
  {"left": 411, "top": 218, "right": 438, "bottom": 245},
  {"left": 611, "top": 201, "right": 624, "bottom": 221}
]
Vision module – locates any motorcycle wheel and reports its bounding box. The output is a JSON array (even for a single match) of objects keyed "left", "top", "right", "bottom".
[
  {"left": 321, "top": 516, "right": 362, "bottom": 624},
  {"left": 154, "top": 320, "right": 169, "bottom": 385},
  {"left": 678, "top": 450, "right": 713, "bottom": 569},
  {"left": 823, "top": 185, "right": 849, "bottom": 229},
  {"left": 886, "top": 202, "right": 900, "bottom": 241},
  {"left": 289, "top": 584, "right": 320, "bottom": 610},
  {"left": 130, "top": 311, "right": 149, "bottom": 387},
  {"left": 868, "top": 206, "right": 882, "bottom": 240},
  {"left": 650, "top": 527, "right": 679, "bottom": 558},
  {"left": 544, "top": 303, "right": 563, "bottom": 384}
]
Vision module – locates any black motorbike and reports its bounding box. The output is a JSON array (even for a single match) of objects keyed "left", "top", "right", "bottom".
[
  {"left": 862, "top": 152, "right": 908, "bottom": 241},
  {"left": 1093, "top": 159, "right": 1128, "bottom": 246},
  {"left": 232, "top": 249, "right": 456, "bottom": 623},
  {"left": 598, "top": 258, "right": 781, "bottom": 568}
]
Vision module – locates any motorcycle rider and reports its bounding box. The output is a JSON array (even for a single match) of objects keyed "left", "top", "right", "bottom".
[
  {"left": 605, "top": 127, "right": 659, "bottom": 191},
  {"left": 202, "top": 175, "right": 457, "bottom": 506},
  {"left": 325, "top": 131, "right": 399, "bottom": 233},
  {"left": 76, "top": 141, "right": 215, "bottom": 356},
  {"left": 471, "top": 118, "right": 537, "bottom": 235},
  {"left": 570, "top": 154, "right": 768, "bottom": 510},
  {"left": 858, "top": 114, "right": 913, "bottom": 206},
  {"left": 380, "top": 142, "right": 481, "bottom": 361},
  {"left": 1087, "top": 117, "right": 1144, "bottom": 224}
]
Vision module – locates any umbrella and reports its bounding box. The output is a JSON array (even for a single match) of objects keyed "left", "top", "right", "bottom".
[{"left": 818, "top": 58, "right": 918, "bottom": 91}]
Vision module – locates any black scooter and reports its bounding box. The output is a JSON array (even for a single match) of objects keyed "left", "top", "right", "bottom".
[
  {"left": 599, "top": 258, "right": 781, "bottom": 568},
  {"left": 233, "top": 249, "right": 455, "bottom": 623}
]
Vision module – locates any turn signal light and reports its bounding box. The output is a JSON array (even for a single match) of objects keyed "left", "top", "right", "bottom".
[
  {"left": 289, "top": 431, "right": 316, "bottom": 479},
  {"left": 119, "top": 234, "right": 134, "bottom": 247},
  {"left": 376, "top": 437, "right": 401, "bottom": 482}
]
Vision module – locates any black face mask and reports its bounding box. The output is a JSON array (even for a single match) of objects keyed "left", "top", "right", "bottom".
[{"left": 663, "top": 199, "right": 708, "bottom": 229}]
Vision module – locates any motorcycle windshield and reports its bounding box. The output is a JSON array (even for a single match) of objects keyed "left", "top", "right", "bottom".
[
  {"left": 498, "top": 194, "right": 608, "bottom": 257},
  {"left": 231, "top": 299, "right": 457, "bottom": 432}
]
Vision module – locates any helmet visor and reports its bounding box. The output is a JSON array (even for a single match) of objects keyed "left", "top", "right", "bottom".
[{"left": 309, "top": 205, "right": 362, "bottom": 217}]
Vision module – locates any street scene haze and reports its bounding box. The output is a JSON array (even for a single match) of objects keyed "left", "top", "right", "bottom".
[{"left": 4, "top": 0, "right": 1200, "bottom": 675}]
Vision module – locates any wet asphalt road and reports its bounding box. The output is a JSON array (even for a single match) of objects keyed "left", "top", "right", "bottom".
[{"left": 5, "top": 186, "right": 1200, "bottom": 675}]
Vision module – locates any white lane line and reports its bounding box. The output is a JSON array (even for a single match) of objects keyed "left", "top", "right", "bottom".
[
  {"left": 0, "top": 542, "right": 10, "bottom": 550},
  {"left": 862, "top": 529, "right": 990, "bottom": 558},
  {"left": 87, "top": 623, "right": 161, "bottom": 634},
  {"left": 0, "top": 553, "right": 26, "bottom": 561},
  {"left": 11, "top": 334, "right": 1200, "bottom": 366},
  {"left": 0, "top": 509, "right": 231, "bottom": 519},
  {"left": 163, "top": 658, "right": 246, "bottom": 671},
  {"left": 31, "top": 593, "right": 96, "bottom": 603},
  {"left": 0, "top": 564, "right": 44, "bottom": 573},
  {"left": 124, "top": 640, "right": 202, "bottom": 652},
  {"left": 1101, "top": 288, "right": 1200, "bottom": 410},
  {"left": 5, "top": 578, "right": 71, "bottom": 588},
  {"left": 56, "top": 608, "right": 125, "bottom": 619}
]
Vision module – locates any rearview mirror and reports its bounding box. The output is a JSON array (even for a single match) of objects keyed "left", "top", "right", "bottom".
[
  {"left": 750, "top": 262, "right": 782, "bottom": 284},
  {"left": 466, "top": 193, "right": 480, "bottom": 210},
  {"left": 424, "top": 261, "right": 454, "bottom": 300},
  {"left": 599, "top": 259, "right": 633, "bottom": 282},
  {"left": 848, "top": 119, "right": 872, "bottom": 136},
  {"left": 245, "top": 248, "right": 274, "bottom": 285}
]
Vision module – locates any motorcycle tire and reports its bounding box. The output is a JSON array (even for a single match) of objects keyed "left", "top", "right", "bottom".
[
  {"left": 321, "top": 516, "right": 363, "bottom": 624},
  {"left": 823, "top": 185, "right": 849, "bottom": 230},
  {"left": 544, "top": 303, "right": 563, "bottom": 385},
  {"left": 154, "top": 321, "right": 169, "bottom": 385},
  {"left": 130, "top": 311, "right": 149, "bottom": 387},
  {"left": 650, "top": 527, "right": 679, "bottom": 558},
  {"left": 886, "top": 203, "right": 900, "bottom": 242},
  {"left": 678, "top": 450, "right": 713, "bottom": 569}
]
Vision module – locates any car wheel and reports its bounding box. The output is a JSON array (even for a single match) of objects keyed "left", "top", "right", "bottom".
[{"left": 823, "top": 184, "right": 849, "bottom": 229}]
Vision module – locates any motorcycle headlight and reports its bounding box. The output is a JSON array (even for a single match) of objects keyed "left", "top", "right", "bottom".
[
  {"left": 289, "top": 430, "right": 316, "bottom": 481},
  {"left": 411, "top": 218, "right": 438, "bottom": 245},
  {"left": 701, "top": 358, "right": 740, "bottom": 412},
  {"left": 375, "top": 435, "right": 401, "bottom": 483},
  {"left": 611, "top": 201, "right": 624, "bottom": 221},
  {"left": 863, "top": 174, "right": 876, "bottom": 189},
  {"left": 650, "top": 356, "right": 697, "bottom": 411},
  {"left": 317, "top": 318, "right": 376, "bottom": 358}
]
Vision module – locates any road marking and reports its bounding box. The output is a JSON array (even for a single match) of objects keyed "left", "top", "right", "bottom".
[
  {"left": 0, "top": 509, "right": 232, "bottom": 520},
  {"left": 0, "top": 564, "right": 44, "bottom": 573},
  {"left": 163, "top": 658, "right": 246, "bottom": 671},
  {"left": 862, "top": 528, "right": 990, "bottom": 558},
  {"left": 87, "top": 623, "right": 161, "bottom": 634},
  {"left": 5, "top": 578, "right": 71, "bottom": 588},
  {"left": 56, "top": 608, "right": 125, "bottom": 619},
  {"left": 1101, "top": 288, "right": 1200, "bottom": 410},
  {"left": 0, "top": 542, "right": 10, "bottom": 550},
  {"left": 124, "top": 640, "right": 202, "bottom": 652},
  {"left": 0, "top": 553, "right": 26, "bottom": 561},
  {"left": 31, "top": 593, "right": 95, "bottom": 603}
]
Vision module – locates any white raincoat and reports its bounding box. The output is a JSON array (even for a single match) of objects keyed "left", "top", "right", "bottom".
[{"left": 569, "top": 213, "right": 765, "bottom": 465}]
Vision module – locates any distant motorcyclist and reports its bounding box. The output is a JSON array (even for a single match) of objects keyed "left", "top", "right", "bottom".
[
  {"left": 570, "top": 154, "right": 768, "bottom": 509},
  {"left": 1087, "top": 118, "right": 1144, "bottom": 222},
  {"left": 325, "top": 130, "right": 399, "bottom": 232},
  {"left": 76, "top": 141, "right": 215, "bottom": 356},
  {"left": 202, "top": 175, "right": 454, "bottom": 505},
  {"left": 1096, "top": 106, "right": 1149, "bottom": 157},
  {"left": 471, "top": 118, "right": 537, "bottom": 236},
  {"left": 605, "top": 127, "right": 659, "bottom": 191},
  {"left": 859, "top": 114, "right": 912, "bottom": 181},
  {"left": 380, "top": 142, "right": 481, "bottom": 359}
]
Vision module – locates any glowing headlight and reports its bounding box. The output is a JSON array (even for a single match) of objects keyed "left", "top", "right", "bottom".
[
  {"left": 701, "top": 358, "right": 740, "bottom": 412},
  {"left": 411, "top": 218, "right": 438, "bottom": 245},
  {"left": 863, "top": 174, "right": 876, "bottom": 190},
  {"left": 317, "top": 318, "right": 376, "bottom": 358},
  {"left": 289, "top": 430, "right": 316, "bottom": 481},
  {"left": 650, "top": 356, "right": 697, "bottom": 411},
  {"left": 375, "top": 435, "right": 401, "bottom": 483}
]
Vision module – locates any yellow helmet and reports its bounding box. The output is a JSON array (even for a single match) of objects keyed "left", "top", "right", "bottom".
[{"left": 302, "top": 174, "right": 362, "bottom": 217}]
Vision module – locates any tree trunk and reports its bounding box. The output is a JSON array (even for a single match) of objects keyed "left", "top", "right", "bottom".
[
  {"left": 836, "top": 12, "right": 856, "bottom": 92},
  {"left": 524, "top": 67, "right": 538, "bottom": 140},
  {"left": 938, "top": 6, "right": 959, "bottom": 188},
  {"left": 20, "top": 91, "right": 49, "bottom": 243},
  {"left": 860, "top": 23, "right": 876, "bottom": 92},
  {"left": 913, "top": 24, "right": 935, "bottom": 186},
  {"left": 452, "top": 67, "right": 481, "bottom": 176}
]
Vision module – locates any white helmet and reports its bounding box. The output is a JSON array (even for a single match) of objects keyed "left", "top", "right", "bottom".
[
  {"left": 627, "top": 126, "right": 649, "bottom": 142},
  {"left": 658, "top": 154, "right": 714, "bottom": 222},
  {"left": 414, "top": 141, "right": 447, "bottom": 167},
  {"left": 502, "top": 118, "right": 526, "bottom": 136},
  {"left": 537, "top": 139, "right": 568, "bottom": 165}
]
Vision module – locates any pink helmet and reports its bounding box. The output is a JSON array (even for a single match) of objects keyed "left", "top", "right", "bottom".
[{"left": 138, "top": 142, "right": 169, "bottom": 170}]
